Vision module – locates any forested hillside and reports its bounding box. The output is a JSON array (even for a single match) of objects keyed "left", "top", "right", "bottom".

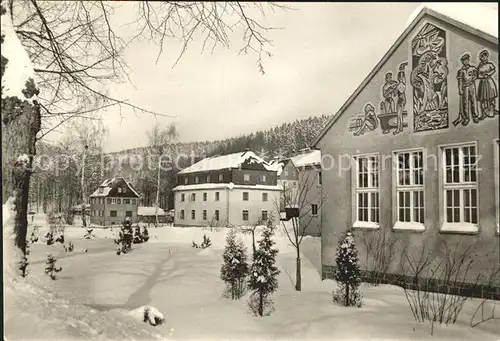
[{"left": 30, "top": 114, "right": 332, "bottom": 213}]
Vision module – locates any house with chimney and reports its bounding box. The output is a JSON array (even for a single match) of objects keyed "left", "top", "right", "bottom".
[
  {"left": 312, "top": 4, "right": 499, "bottom": 296},
  {"left": 89, "top": 177, "right": 141, "bottom": 226},
  {"left": 173, "top": 150, "right": 281, "bottom": 227}
]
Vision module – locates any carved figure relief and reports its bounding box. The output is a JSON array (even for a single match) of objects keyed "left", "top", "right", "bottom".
[
  {"left": 349, "top": 62, "right": 409, "bottom": 137},
  {"left": 411, "top": 23, "right": 449, "bottom": 132},
  {"left": 453, "top": 49, "right": 498, "bottom": 126}
]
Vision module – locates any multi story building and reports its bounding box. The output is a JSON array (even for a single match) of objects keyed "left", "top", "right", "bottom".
[
  {"left": 272, "top": 148, "right": 323, "bottom": 236},
  {"left": 89, "top": 177, "right": 140, "bottom": 226},
  {"left": 312, "top": 4, "right": 499, "bottom": 293},
  {"left": 173, "top": 150, "right": 281, "bottom": 227}
]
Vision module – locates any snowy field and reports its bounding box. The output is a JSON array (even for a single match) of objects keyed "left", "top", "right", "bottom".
[{"left": 4, "top": 214, "right": 500, "bottom": 341}]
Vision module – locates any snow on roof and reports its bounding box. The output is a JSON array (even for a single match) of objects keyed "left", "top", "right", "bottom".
[
  {"left": 89, "top": 177, "right": 140, "bottom": 197},
  {"left": 172, "top": 183, "right": 282, "bottom": 192},
  {"left": 407, "top": 3, "right": 498, "bottom": 38},
  {"left": 138, "top": 206, "right": 166, "bottom": 216},
  {"left": 1, "top": 6, "right": 37, "bottom": 103},
  {"left": 178, "top": 151, "right": 274, "bottom": 174},
  {"left": 267, "top": 160, "right": 285, "bottom": 176},
  {"left": 290, "top": 150, "right": 321, "bottom": 168}
]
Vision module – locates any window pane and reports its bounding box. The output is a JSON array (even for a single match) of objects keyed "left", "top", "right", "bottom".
[
  {"left": 453, "top": 207, "right": 460, "bottom": 223},
  {"left": 471, "top": 208, "right": 478, "bottom": 224}
]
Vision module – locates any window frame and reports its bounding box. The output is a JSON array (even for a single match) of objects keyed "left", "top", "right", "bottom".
[
  {"left": 218, "top": 173, "right": 224, "bottom": 182},
  {"left": 215, "top": 210, "right": 220, "bottom": 221},
  {"left": 215, "top": 192, "right": 220, "bottom": 201},
  {"left": 262, "top": 192, "right": 268, "bottom": 202},
  {"left": 203, "top": 209, "right": 207, "bottom": 220},
  {"left": 242, "top": 210, "right": 249, "bottom": 221},
  {"left": 181, "top": 193, "right": 185, "bottom": 202},
  {"left": 191, "top": 210, "right": 196, "bottom": 220},
  {"left": 110, "top": 210, "right": 117, "bottom": 217},
  {"left": 191, "top": 193, "right": 196, "bottom": 202},
  {"left": 261, "top": 174, "right": 267, "bottom": 183},
  {"left": 392, "top": 148, "right": 426, "bottom": 232},
  {"left": 184, "top": 177, "right": 188, "bottom": 185},
  {"left": 180, "top": 209, "right": 185, "bottom": 220},
  {"left": 203, "top": 192, "right": 207, "bottom": 201},
  {"left": 195, "top": 176, "right": 200, "bottom": 184},
  {"left": 351, "top": 153, "right": 380, "bottom": 229},
  {"left": 262, "top": 210, "right": 268, "bottom": 221},
  {"left": 438, "top": 141, "right": 480, "bottom": 234},
  {"left": 243, "top": 192, "right": 249, "bottom": 201},
  {"left": 311, "top": 204, "right": 318, "bottom": 216},
  {"left": 318, "top": 171, "right": 322, "bottom": 186}
]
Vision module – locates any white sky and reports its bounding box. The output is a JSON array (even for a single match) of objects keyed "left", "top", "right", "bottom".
[{"left": 42, "top": 2, "right": 498, "bottom": 153}]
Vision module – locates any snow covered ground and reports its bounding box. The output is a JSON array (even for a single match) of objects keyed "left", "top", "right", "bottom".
[{"left": 4, "top": 214, "right": 500, "bottom": 340}]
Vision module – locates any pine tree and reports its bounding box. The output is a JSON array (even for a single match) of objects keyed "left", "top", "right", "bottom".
[
  {"left": 333, "top": 231, "right": 362, "bottom": 307},
  {"left": 45, "top": 254, "right": 62, "bottom": 280},
  {"left": 133, "top": 225, "right": 143, "bottom": 244},
  {"left": 142, "top": 226, "right": 149, "bottom": 242},
  {"left": 248, "top": 220, "right": 280, "bottom": 316},
  {"left": 115, "top": 220, "right": 133, "bottom": 255},
  {"left": 221, "top": 229, "right": 249, "bottom": 300}
]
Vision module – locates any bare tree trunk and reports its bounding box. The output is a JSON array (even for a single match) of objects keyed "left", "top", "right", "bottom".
[
  {"left": 155, "top": 158, "right": 161, "bottom": 227},
  {"left": 295, "top": 245, "right": 302, "bottom": 291},
  {"left": 81, "top": 145, "right": 88, "bottom": 227},
  {"left": 259, "top": 292, "right": 263, "bottom": 317},
  {"left": 1, "top": 3, "right": 41, "bottom": 259}
]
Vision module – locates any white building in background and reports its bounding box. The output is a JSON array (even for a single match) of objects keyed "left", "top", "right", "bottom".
[{"left": 173, "top": 150, "right": 281, "bottom": 227}]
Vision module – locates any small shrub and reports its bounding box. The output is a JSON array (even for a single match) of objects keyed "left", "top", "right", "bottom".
[
  {"left": 201, "top": 234, "right": 212, "bottom": 249},
  {"left": 55, "top": 234, "right": 65, "bottom": 244},
  {"left": 115, "top": 220, "right": 133, "bottom": 255},
  {"left": 45, "top": 254, "right": 62, "bottom": 280},
  {"left": 192, "top": 241, "right": 199, "bottom": 248},
  {"left": 133, "top": 225, "right": 143, "bottom": 244},
  {"left": 333, "top": 231, "right": 362, "bottom": 307},
  {"left": 45, "top": 231, "right": 54, "bottom": 246},
  {"left": 64, "top": 241, "right": 74, "bottom": 253},
  {"left": 142, "top": 226, "right": 149, "bottom": 242}
]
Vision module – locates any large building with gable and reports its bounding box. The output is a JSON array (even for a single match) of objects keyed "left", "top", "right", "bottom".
[
  {"left": 312, "top": 4, "right": 499, "bottom": 293},
  {"left": 173, "top": 150, "right": 281, "bottom": 227}
]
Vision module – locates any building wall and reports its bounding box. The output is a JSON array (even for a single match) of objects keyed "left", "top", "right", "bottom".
[
  {"left": 231, "top": 169, "right": 277, "bottom": 186},
  {"left": 317, "top": 15, "right": 499, "bottom": 285},
  {"left": 297, "top": 166, "right": 322, "bottom": 237},
  {"left": 174, "top": 188, "right": 229, "bottom": 226},
  {"left": 174, "top": 187, "right": 280, "bottom": 227},
  {"left": 90, "top": 197, "right": 139, "bottom": 225}
]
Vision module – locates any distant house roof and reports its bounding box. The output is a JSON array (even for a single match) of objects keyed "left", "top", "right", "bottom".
[
  {"left": 89, "top": 177, "right": 140, "bottom": 198},
  {"left": 312, "top": 3, "right": 498, "bottom": 147},
  {"left": 178, "top": 150, "right": 275, "bottom": 174},
  {"left": 290, "top": 149, "right": 321, "bottom": 168},
  {"left": 138, "top": 206, "right": 166, "bottom": 216}
]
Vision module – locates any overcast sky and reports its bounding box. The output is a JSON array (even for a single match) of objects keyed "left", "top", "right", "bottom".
[{"left": 43, "top": 2, "right": 497, "bottom": 153}]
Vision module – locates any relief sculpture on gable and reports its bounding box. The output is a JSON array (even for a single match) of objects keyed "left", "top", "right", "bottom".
[
  {"left": 453, "top": 49, "right": 498, "bottom": 126},
  {"left": 349, "top": 62, "right": 409, "bottom": 136},
  {"left": 411, "top": 23, "right": 449, "bottom": 132}
]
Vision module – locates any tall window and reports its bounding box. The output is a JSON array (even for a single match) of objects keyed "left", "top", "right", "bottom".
[
  {"left": 215, "top": 210, "right": 220, "bottom": 221},
  {"left": 261, "top": 174, "right": 267, "bottom": 182},
  {"left": 203, "top": 193, "right": 207, "bottom": 201},
  {"left": 311, "top": 204, "right": 318, "bottom": 216},
  {"left": 218, "top": 173, "right": 223, "bottom": 181},
  {"left": 180, "top": 210, "right": 185, "bottom": 219},
  {"left": 215, "top": 192, "right": 220, "bottom": 201},
  {"left": 262, "top": 210, "right": 268, "bottom": 221},
  {"left": 195, "top": 176, "right": 200, "bottom": 184},
  {"left": 262, "top": 193, "right": 268, "bottom": 202},
  {"left": 441, "top": 144, "right": 478, "bottom": 231},
  {"left": 181, "top": 194, "right": 185, "bottom": 202},
  {"left": 206, "top": 174, "right": 211, "bottom": 183},
  {"left": 354, "top": 155, "right": 379, "bottom": 227},
  {"left": 111, "top": 198, "right": 117, "bottom": 204},
  {"left": 203, "top": 210, "right": 207, "bottom": 220},
  {"left": 318, "top": 171, "right": 322, "bottom": 186},
  {"left": 394, "top": 150, "right": 425, "bottom": 227},
  {"left": 184, "top": 177, "right": 188, "bottom": 185},
  {"left": 242, "top": 210, "right": 249, "bottom": 221},
  {"left": 107, "top": 198, "right": 111, "bottom": 204},
  {"left": 191, "top": 193, "right": 196, "bottom": 201},
  {"left": 244, "top": 174, "right": 250, "bottom": 182},
  {"left": 191, "top": 210, "right": 196, "bottom": 220},
  {"left": 243, "top": 192, "right": 249, "bottom": 201}
]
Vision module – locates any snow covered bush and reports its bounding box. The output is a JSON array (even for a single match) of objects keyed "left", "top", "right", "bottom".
[
  {"left": 45, "top": 254, "right": 62, "bottom": 280},
  {"left": 44, "top": 231, "right": 54, "bottom": 245},
  {"left": 201, "top": 234, "right": 212, "bottom": 249},
  {"left": 333, "top": 231, "right": 362, "bottom": 308},
  {"left": 64, "top": 241, "right": 74, "bottom": 253},
  {"left": 142, "top": 226, "right": 149, "bottom": 242},
  {"left": 55, "top": 234, "right": 65, "bottom": 244},
  {"left": 133, "top": 225, "right": 143, "bottom": 244},
  {"left": 30, "top": 230, "right": 38, "bottom": 244},
  {"left": 221, "top": 228, "right": 249, "bottom": 300},
  {"left": 129, "top": 305, "right": 165, "bottom": 327},
  {"left": 83, "top": 228, "right": 96, "bottom": 240},
  {"left": 248, "top": 221, "right": 280, "bottom": 316},
  {"left": 115, "top": 220, "right": 133, "bottom": 255}
]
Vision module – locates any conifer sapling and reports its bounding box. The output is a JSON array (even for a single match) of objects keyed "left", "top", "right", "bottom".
[
  {"left": 248, "top": 219, "right": 280, "bottom": 316},
  {"left": 333, "top": 231, "right": 362, "bottom": 307},
  {"left": 45, "top": 254, "right": 62, "bottom": 280},
  {"left": 221, "top": 228, "right": 249, "bottom": 299}
]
